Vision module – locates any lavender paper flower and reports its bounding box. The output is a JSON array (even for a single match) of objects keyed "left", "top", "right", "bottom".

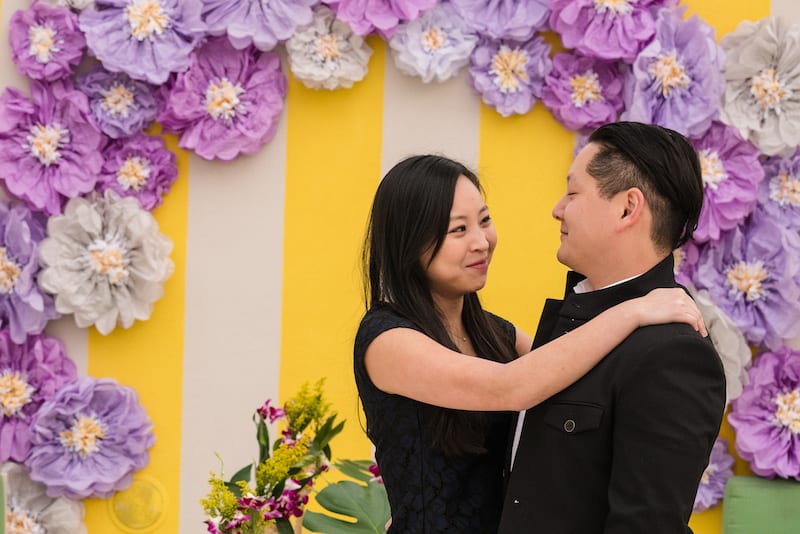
[
  {"left": 201, "top": 0, "right": 317, "bottom": 52},
  {"left": 757, "top": 150, "right": 800, "bottom": 230},
  {"left": 451, "top": 0, "right": 548, "bottom": 41},
  {"left": 38, "top": 191, "right": 174, "bottom": 335},
  {"left": 720, "top": 17, "right": 800, "bottom": 156},
  {"left": 79, "top": 0, "right": 203, "bottom": 85},
  {"left": 321, "top": 0, "right": 437, "bottom": 38},
  {"left": 673, "top": 241, "right": 700, "bottom": 287},
  {"left": 729, "top": 348, "right": 800, "bottom": 480},
  {"left": 97, "top": 132, "right": 178, "bottom": 211},
  {"left": 77, "top": 64, "right": 159, "bottom": 139},
  {"left": 693, "top": 437, "right": 735, "bottom": 512},
  {"left": 541, "top": 52, "right": 625, "bottom": 132},
  {"left": 9, "top": 2, "right": 85, "bottom": 82},
  {"left": 469, "top": 35, "right": 551, "bottom": 117},
  {"left": 158, "top": 36, "right": 287, "bottom": 161},
  {"left": 690, "top": 121, "right": 764, "bottom": 243},
  {"left": 388, "top": 2, "right": 478, "bottom": 83},
  {"left": 0, "top": 331, "right": 76, "bottom": 463},
  {"left": 694, "top": 214, "right": 800, "bottom": 350},
  {"left": 26, "top": 376, "right": 155, "bottom": 498},
  {"left": 0, "top": 80, "right": 103, "bottom": 215},
  {"left": 286, "top": 6, "right": 372, "bottom": 90},
  {"left": 549, "top": 0, "right": 677, "bottom": 63},
  {"left": 622, "top": 8, "right": 724, "bottom": 138}
]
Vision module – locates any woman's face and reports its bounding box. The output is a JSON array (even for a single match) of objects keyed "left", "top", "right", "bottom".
[{"left": 421, "top": 175, "right": 497, "bottom": 301}]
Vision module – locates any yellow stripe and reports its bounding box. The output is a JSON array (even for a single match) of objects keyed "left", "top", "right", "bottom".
[
  {"left": 84, "top": 130, "right": 188, "bottom": 533},
  {"left": 280, "top": 37, "right": 386, "bottom": 460}
]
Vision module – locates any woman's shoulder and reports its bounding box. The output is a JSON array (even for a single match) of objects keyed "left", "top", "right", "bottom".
[{"left": 355, "top": 303, "right": 422, "bottom": 355}]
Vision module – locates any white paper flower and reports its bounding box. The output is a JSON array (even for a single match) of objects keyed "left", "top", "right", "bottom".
[
  {"left": 38, "top": 190, "right": 174, "bottom": 335},
  {"left": 41, "top": 0, "right": 94, "bottom": 10},
  {"left": 286, "top": 6, "right": 372, "bottom": 90},
  {"left": 1, "top": 461, "right": 87, "bottom": 534}
]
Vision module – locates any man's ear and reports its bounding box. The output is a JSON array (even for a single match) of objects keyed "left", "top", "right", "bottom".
[{"left": 618, "top": 188, "right": 645, "bottom": 228}]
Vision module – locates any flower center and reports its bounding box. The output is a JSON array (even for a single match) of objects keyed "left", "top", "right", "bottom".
[
  {"left": 26, "top": 123, "right": 70, "bottom": 166},
  {"left": 569, "top": 70, "right": 603, "bottom": 108},
  {"left": 726, "top": 260, "right": 769, "bottom": 301},
  {"left": 648, "top": 52, "right": 691, "bottom": 97},
  {"left": 0, "top": 247, "right": 22, "bottom": 294},
  {"left": 769, "top": 171, "right": 800, "bottom": 207},
  {"left": 100, "top": 83, "right": 137, "bottom": 118},
  {"left": 126, "top": 0, "right": 170, "bottom": 41},
  {"left": 593, "top": 0, "right": 634, "bottom": 16},
  {"left": 699, "top": 463, "right": 715, "bottom": 485},
  {"left": 0, "top": 370, "right": 36, "bottom": 418},
  {"left": 773, "top": 389, "right": 800, "bottom": 434},
  {"left": 672, "top": 248, "right": 685, "bottom": 274},
  {"left": 6, "top": 505, "right": 45, "bottom": 534},
  {"left": 87, "top": 237, "right": 130, "bottom": 285},
  {"left": 491, "top": 46, "right": 529, "bottom": 93},
  {"left": 116, "top": 155, "right": 152, "bottom": 192},
  {"left": 28, "top": 23, "right": 60, "bottom": 64},
  {"left": 59, "top": 414, "right": 107, "bottom": 457},
  {"left": 421, "top": 26, "right": 447, "bottom": 52},
  {"left": 205, "top": 78, "right": 246, "bottom": 121},
  {"left": 314, "top": 34, "right": 341, "bottom": 61},
  {"left": 699, "top": 149, "right": 728, "bottom": 190},
  {"left": 750, "top": 67, "right": 791, "bottom": 114}
]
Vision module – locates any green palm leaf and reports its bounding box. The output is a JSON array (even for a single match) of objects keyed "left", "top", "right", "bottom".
[{"left": 303, "top": 480, "right": 390, "bottom": 533}]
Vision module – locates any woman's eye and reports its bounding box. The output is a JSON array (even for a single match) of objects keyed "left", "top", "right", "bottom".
[{"left": 448, "top": 225, "right": 466, "bottom": 233}]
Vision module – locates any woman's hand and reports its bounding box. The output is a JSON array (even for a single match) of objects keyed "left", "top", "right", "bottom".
[{"left": 632, "top": 287, "right": 708, "bottom": 336}]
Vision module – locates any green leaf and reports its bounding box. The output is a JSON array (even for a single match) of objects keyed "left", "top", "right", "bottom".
[
  {"left": 310, "top": 416, "right": 345, "bottom": 455},
  {"left": 303, "top": 481, "right": 390, "bottom": 534},
  {"left": 276, "top": 518, "right": 295, "bottom": 534},
  {"left": 335, "top": 460, "right": 375, "bottom": 483},
  {"left": 229, "top": 463, "right": 252, "bottom": 485},
  {"left": 257, "top": 418, "right": 270, "bottom": 464}
]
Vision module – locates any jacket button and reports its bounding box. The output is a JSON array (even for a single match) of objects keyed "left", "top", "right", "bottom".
[
  {"left": 564, "top": 419, "right": 576, "bottom": 433},
  {"left": 513, "top": 499, "right": 520, "bottom": 504}
]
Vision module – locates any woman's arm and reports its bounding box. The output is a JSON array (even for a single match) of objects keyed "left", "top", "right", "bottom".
[
  {"left": 515, "top": 327, "right": 533, "bottom": 356},
  {"left": 364, "top": 287, "right": 706, "bottom": 412}
]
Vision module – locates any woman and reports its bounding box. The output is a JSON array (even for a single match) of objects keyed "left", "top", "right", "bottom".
[{"left": 355, "top": 155, "right": 705, "bottom": 532}]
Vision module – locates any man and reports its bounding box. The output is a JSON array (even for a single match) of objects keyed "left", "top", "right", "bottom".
[{"left": 499, "top": 122, "right": 726, "bottom": 533}]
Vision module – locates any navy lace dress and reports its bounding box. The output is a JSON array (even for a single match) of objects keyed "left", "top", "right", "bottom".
[{"left": 354, "top": 303, "right": 516, "bottom": 533}]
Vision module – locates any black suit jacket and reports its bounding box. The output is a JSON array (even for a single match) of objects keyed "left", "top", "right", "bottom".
[{"left": 498, "top": 256, "right": 726, "bottom": 534}]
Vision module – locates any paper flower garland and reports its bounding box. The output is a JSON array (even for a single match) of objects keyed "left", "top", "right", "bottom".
[
  {"left": 693, "top": 437, "right": 735, "bottom": 512},
  {"left": 451, "top": 0, "right": 549, "bottom": 41},
  {"left": 757, "top": 149, "right": 800, "bottom": 229},
  {"left": 321, "top": 0, "right": 436, "bottom": 38}
]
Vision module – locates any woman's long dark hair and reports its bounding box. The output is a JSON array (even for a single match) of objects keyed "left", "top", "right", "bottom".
[{"left": 361, "top": 155, "right": 518, "bottom": 455}]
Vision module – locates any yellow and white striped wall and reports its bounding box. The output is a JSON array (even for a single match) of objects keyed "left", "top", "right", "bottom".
[{"left": 0, "top": 0, "right": 794, "bottom": 532}]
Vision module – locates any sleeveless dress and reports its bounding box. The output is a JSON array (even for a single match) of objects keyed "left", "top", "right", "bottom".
[{"left": 354, "top": 303, "right": 516, "bottom": 533}]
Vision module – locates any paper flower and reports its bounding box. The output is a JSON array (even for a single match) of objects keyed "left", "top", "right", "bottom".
[
  {"left": 720, "top": 17, "right": 800, "bottom": 156},
  {"left": 694, "top": 214, "right": 800, "bottom": 350},
  {"left": 622, "top": 8, "right": 724, "bottom": 138},
  {"left": 77, "top": 64, "right": 159, "bottom": 139},
  {"left": 451, "top": 0, "right": 548, "bottom": 41},
  {"left": 0, "top": 80, "right": 103, "bottom": 215},
  {"left": 729, "top": 347, "right": 800, "bottom": 480},
  {"left": 388, "top": 2, "right": 478, "bottom": 83},
  {"left": 96, "top": 132, "right": 178, "bottom": 211},
  {"left": 9, "top": 1, "right": 85, "bottom": 81},
  {"left": 1, "top": 462, "right": 87, "bottom": 534},
  {"left": 693, "top": 437, "right": 735, "bottom": 512},
  {"left": 690, "top": 121, "right": 764, "bottom": 243},
  {"left": 158, "top": 36, "right": 287, "bottom": 160},
  {"left": 38, "top": 191, "right": 174, "bottom": 335},
  {"left": 469, "top": 35, "right": 551, "bottom": 117},
  {"left": 321, "top": 0, "right": 437, "bottom": 38},
  {"left": 41, "top": 0, "right": 95, "bottom": 10},
  {"left": 756, "top": 149, "right": 800, "bottom": 230},
  {"left": 201, "top": 0, "right": 317, "bottom": 52},
  {"left": 0, "top": 331, "right": 76, "bottom": 463},
  {"left": 78, "top": 0, "right": 203, "bottom": 85},
  {"left": 673, "top": 241, "right": 700, "bottom": 288},
  {"left": 549, "top": 0, "right": 677, "bottom": 63},
  {"left": 26, "top": 376, "right": 155, "bottom": 498},
  {"left": 541, "top": 52, "right": 626, "bottom": 132},
  {"left": 286, "top": 6, "right": 372, "bottom": 90}
]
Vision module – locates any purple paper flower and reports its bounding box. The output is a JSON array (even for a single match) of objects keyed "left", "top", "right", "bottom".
[
  {"left": 694, "top": 214, "right": 800, "bottom": 350},
  {"left": 201, "top": 0, "right": 317, "bottom": 52},
  {"left": 757, "top": 150, "right": 800, "bottom": 231},
  {"left": 0, "top": 203, "right": 59, "bottom": 343},
  {"left": 321, "top": 0, "right": 437, "bottom": 38},
  {"left": 622, "top": 7, "right": 725, "bottom": 138},
  {"left": 9, "top": 2, "right": 85, "bottom": 81},
  {"left": 451, "top": 0, "right": 548, "bottom": 41},
  {"left": 469, "top": 35, "right": 551, "bottom": 117},
  {"left": 541, "top": 52, "right": 626, "bottom": 132},
  {"left": 673, "top": 241, "right": 700, "bottom": 287},
  {"left": 0, "top": 80, "right": 103, "bottom": 215},
  {"left": 79, "top": 0, "right": 203, "bottom": 85},
  {"left": 729, "top": 348, "right": 800, "bottom": 480},
  {"left": 690, "top": 121, "right": 764, "bottom": 243},
  {"left": 158, "top": 36, "right": 287, "bottom": 161},
  {"left": 693, "top": 437, "right": 734, "bottom": 512},
  {"left": 549, "top": 0, "right": 677, "bottom": 63},
  {"left": 0, "top": 331, "right": 76, "bottom": 463},
  {"left": 77, "top": 64, "right": 159, "bottom": 139},
  {"left": 26, "top": 376, "right": 155, "bottom": 498},
  {"left": 96, "top": 132, "right": 177, "bottom": 211}
]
